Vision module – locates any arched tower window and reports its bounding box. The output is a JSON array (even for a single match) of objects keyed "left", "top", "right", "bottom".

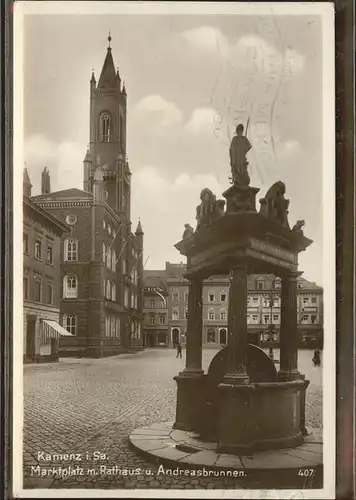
[
  {"left": 100, "top": 113, "right": 112, "bottom": 143},
  {"left": 63, "top": 275, "right": 78, "bottom": 299},
  {"left": 119, "top": 115, "right": 124, "bottom": 146}
]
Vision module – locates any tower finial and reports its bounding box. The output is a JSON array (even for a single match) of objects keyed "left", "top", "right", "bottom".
[{"left": 108, "top": 31, "right": 112, "bottom": 48}]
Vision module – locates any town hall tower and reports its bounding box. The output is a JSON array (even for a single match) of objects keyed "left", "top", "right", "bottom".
[{"left": 84, "top": 34, "right": 131, "bottom": 223}]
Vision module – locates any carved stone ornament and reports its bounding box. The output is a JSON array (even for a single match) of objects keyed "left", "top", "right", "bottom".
[
  {"left": 196, "top": 188, "right": 225, "bottom": 230},
  {"left": 182, "top": 223, "right": 194, "bottom": 240},
  {"left": 291, "top": 219, "right": 305, "bottom": 235},
  {"left": 259, "top": 181, "right": 290, "bottom": 228}
]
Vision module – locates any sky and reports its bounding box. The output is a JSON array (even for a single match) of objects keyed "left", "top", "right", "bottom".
[{"left": 22, "top": 10, "right": 325, "bottom": 284}]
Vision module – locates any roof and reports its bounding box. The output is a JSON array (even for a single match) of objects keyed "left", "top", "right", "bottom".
[
  {"left": 98, "top": 47, "right": 117, "bottom": 89},
  {"left": 32, "top": 188, "right": 93, "bottom": 202},
  {"left": 143, "top": 270, "right": 168, "bottom": 293},
  {"left": 24, "top": 197, "right": 69, "bottom": 235}
]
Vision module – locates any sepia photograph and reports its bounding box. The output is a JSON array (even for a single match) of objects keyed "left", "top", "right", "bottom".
[{"left": 13, "top": 2, "right": 335, "bottom": 497}]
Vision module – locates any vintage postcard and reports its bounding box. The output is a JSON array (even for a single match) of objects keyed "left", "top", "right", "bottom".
[{"left": 13, "top": 2, "right": 335, "bottom": 498}]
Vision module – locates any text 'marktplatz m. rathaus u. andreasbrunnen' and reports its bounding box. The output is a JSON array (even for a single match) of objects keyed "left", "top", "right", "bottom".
[{"left": 24, "top": 35, "right": 145, "bottom": 360}]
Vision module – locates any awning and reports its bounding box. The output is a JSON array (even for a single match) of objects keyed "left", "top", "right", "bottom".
[{"left": 42, "top": 320, "right": 74, "bottom": 344}]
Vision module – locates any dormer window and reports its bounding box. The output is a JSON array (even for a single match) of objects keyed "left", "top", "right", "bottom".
[{"left": 100, "top": 113, "right": 112, "bottom": 142}]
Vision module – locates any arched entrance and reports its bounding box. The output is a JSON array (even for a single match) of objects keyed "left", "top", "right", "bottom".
[{"left": 219, "top": 328, "right": 227, "bottom": 345}]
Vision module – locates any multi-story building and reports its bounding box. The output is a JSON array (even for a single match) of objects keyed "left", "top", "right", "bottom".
[
  {"left": 142, "top": 262, "right": 324, "bottom": 349},
  {"left": 30, "top": 36, "right": 144, "bottom": 357},
  {"left": 142, "top": 271, "right": 169, "bottom": 347},
  {"left": 23, "top": 169, "right": 69, "bottom": 363}
]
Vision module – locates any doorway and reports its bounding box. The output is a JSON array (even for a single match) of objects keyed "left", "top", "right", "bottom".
[{"left": 26, "top": 316, "right": 36, "bottom": 362}]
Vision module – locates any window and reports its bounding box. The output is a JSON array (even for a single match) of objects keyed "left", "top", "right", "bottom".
[
  {"left": 131, "top": 294, "right": 135, "bottom": 308},
  {"left": 159, "top": 315, "right": 165, "bottom": 325},
  {"left": 112, "top": 283, "right": 116, "bottom": 302},
  {"left": 106, "top": 281, "right": 111, "bottom": 300},
  {"left": 35, "top": 239, "right": 42, "bottom": 260},
  {"left": 100, "top": 113, "right": 112, "bottom": 142},
  {"left": 257, "top": 282, "right": 264, "bottom": 290},
  {"left": 122, "top": 259, "right": 127, "bottom": 275},
  {"left": 263, "top": 315, "right": 269, "bottom": 324},
  {"left": 149, "top": 315, "right": 155, "bottom": 325},
  {"left": 119, "top": 116, "right": 124, "bottom": 146},
  {"left": 108, "top": 224, "right": 112, "bottom": 235},
  {"left": 102, "top": 242, "right": 106, "bottom": 263},
  {"left": 65, "top": 238, "right": 78, "bottom": 261},
  {"left": 273, "top": 314, "right": 279, "bottom": 323},
  {"left": 264, "top": 298, "right": 270, "bottom": 307},
  {"left": 111, "top": 318, "right": 115, "bottom": 337},
  {"left": 220, "top": 292, "right": 226, "bottom": 302},
  {"left": 208, "top": 309, "right": 215, "bottom": 320},
  {"left": 111, "top": 250, "right": 116, "bottom": 271},
  {"left": 63, "top": 275, "right": 78, "bottom": 299},
  {"left": 311, "top": 314, "right": 317, "bottom": 324},
  {"left": 124, "top": 287, "right": 129, "bottom": 307},
  {"left": 220, "top": 309, "right": 227, "bottom": 321},
  {"left": 184, "top": 291, "right": 189, "bottom": 302},
  {"left": 34, "top": 279, "right": 41, "bottom": 302},
  {"left": 208, "top": 291, "right": 215, "bottom": 303},
  {"left": 172, "top": 292, "right": 179, "bottom": 302},
  {"left": 274, "top": 281, "right": 281, "bottom": 289},
  {"left": 303, "top": 297, "right": 309, "bottom": 304},
  {"left": 103, "top": 220, "right": 106, "bottom": 229},
  {"left": 184, "top": 308, "right": 188, "bottom": 319},
  {"left": 106, "top": 247, "right": 111, "bottom": 268},
  {"left": 113, "top": 229, "right": 116, "bottom": 239},
  {"left": 23, "top": 233, "right": 29, "bottom": 254},
  {"left": 46, "top": 284, "right": 53, "bottom": 305},
  {"left": 47, "top": 244, "right": 53, "bottom": 265},
  {"left": 253, "top": 296, "right": 259, "bottom": 303},
  {"left": 172, "top": 308, "right": 179, "bottom": 320},
  {"left": 150, "top": 300, "right": 155, "bottom": 308},
  {"left": 311, "top": 297, "right": 317, "bottom": 304},
  {"left": 23, "top": 276, "right": 29, "bottom": 300},
  {"left": 116, "top": 318, "right": 121, "bottom": 339},
  {"left": 207, "top": 328, "right": 216, "bottom": 343},
  {"left": 302, "top": 314, "right": 309, "bottom": 322},
  {"left": 252, "top": 314, "right": 259, "bottom": 322},
  {"left": 63, "top": 314, "right": 77, "bottom": 335}
]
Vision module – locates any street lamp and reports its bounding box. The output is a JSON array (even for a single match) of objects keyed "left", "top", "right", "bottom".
[{"left": 266, "top": 280, "right": 278, "bottom": 360}]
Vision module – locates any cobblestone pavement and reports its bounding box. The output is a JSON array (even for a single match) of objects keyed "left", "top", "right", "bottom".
[{"left": 23, "top": 348, "right": 323, "bottom": 490}]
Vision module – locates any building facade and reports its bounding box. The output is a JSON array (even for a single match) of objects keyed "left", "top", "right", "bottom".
[
  {"left": 142, "top": 262, "right": 324, "bottom": 349},
  {"left": 142, "top": 271, "right": 169, "bottom": 347},
  {"left": 30, "top": 37, "right": 144, "bottom": 357},
  {"left": 23, "top": 170, "right": 69, "bottom": 363}
]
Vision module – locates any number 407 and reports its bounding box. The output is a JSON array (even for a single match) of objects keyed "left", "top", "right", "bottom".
[{"left": 298, "top": 469, "right": 315, "bottom": 477}]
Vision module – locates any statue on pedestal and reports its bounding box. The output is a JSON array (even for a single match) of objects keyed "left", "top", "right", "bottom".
[
  {"left": 229, "top": 124, "right": 252, "bottom": 186},
  {"left": 182, "top": 223, "right": 194, "bottom": 239}
]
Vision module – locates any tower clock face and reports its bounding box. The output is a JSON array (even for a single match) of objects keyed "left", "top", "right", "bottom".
[{"left": 65, "top": 214, "right": 77, "bottom": 225}]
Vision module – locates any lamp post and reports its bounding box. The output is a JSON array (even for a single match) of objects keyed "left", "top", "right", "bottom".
[{"left": 267, "top": 279, "right": 278, "bottom": 360}]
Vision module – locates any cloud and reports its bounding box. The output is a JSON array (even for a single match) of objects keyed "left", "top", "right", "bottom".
[
  {"left": 181, "top": 27, "right": 305, "bottom": 77},
  {"left": 133, "top": 95, "right": 183, "bottom": 132},
  {"left": 185, "top": 107, "right": 221, "bottom": 135},
  {"left": 24, "top": 134, "right": 83, "bottom": 195},
  {"left": 181, "top": 26, "right": 229, "bottom": 58},
  {"left": 131, "top": 166, "right": 225, "bottom": 268}
]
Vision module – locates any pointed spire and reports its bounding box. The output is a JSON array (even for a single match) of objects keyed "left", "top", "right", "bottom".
[
  {"left": 84, "top": 146, "right": 91, "bottom": 163},
  {"left": 98, "top": 34, "right": 117, "bottom": 89},
  {"left": 23, "top": 166, "right": 32, "bottom": 197},
  {"left": 122, "top": 80, "right": 127, "bottom": 95},
  {"left": 135, "top": 219, "right": 144, "bottom": 235},
  {"left": 90, "top": 69, "right": 96, "bottom": 84}
]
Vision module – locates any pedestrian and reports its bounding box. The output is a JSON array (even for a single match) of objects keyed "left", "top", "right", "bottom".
[
  {"left": 176, "top": 342, "right": 182, "bottom": 359},
  {"left": 312, "top": 349, "right": 321, "bottom": 367}
]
